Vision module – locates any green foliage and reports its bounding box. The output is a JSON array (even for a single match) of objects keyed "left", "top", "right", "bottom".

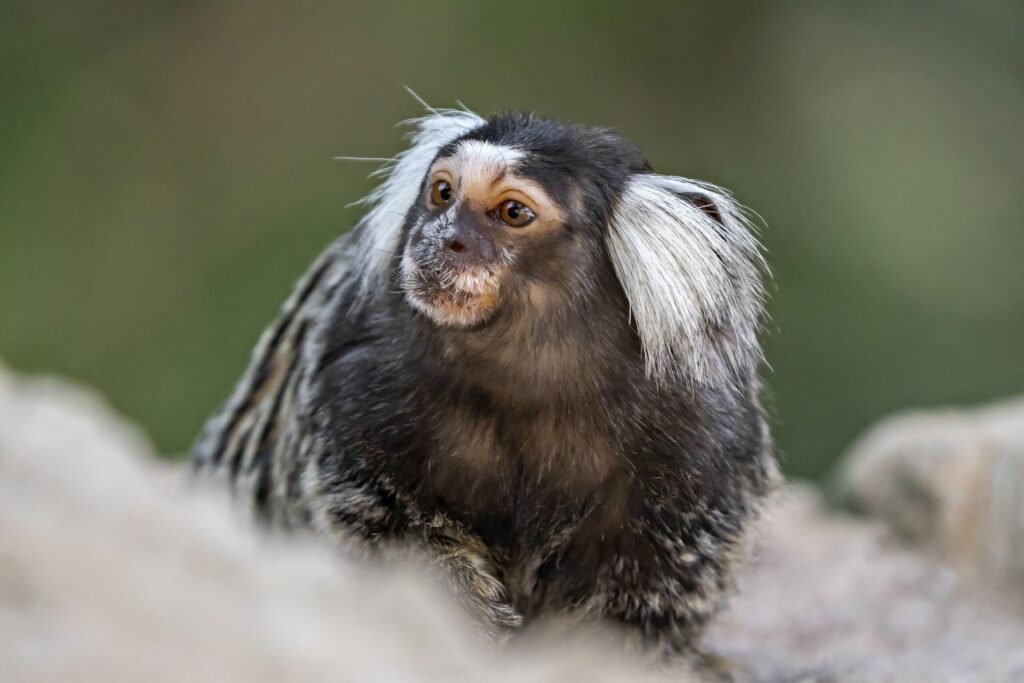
[{"left": 2, "top": 1, "right": 1022, "bottom": 477}]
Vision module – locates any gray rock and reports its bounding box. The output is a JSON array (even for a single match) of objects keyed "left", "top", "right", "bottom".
[
  {"left": 708, "top": 486, "right": 1024, "bottom": 682},
  {"left": 839, "top": 397, "right": 1024, "bottom": 588},
  {"left": 2, "top": 365, "right": 1023, "bottom": 681},
  {"left": 0, "top": 365, "right": 669, "bottom": 683}
]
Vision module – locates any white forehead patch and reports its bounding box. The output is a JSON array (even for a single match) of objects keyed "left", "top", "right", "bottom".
[{"left": 446, "top": 141, "right": 525, "bottom": 189}]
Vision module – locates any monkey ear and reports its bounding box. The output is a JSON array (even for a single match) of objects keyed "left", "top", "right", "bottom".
[
  {"left": 675, "top": 189, "right": 724, "bottom": 226},
  {"left": 350, "top": 107, "right": 485, "bottom": 299},
  {"left": 606, "top": 174, "right": 767, "bottom": 386}
]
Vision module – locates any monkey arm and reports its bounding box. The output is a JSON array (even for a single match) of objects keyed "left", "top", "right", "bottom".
[
  {"left": 307, "top": 466, "right": 522, "bottom": 638},
  {"left": 538, "top": 498, "right": 749, "bottom": 657},
  {"left": 416, "top": 513, "right": 523, "bottom": 639},
  {"left": 602, "top": 516, "right": 741, "bottom": 656}
]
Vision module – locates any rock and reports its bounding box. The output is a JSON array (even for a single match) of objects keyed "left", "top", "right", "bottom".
[
  {"left": 0, "top": 366, "right": 662, "bottom": 683},
  {"left": 838, "top": 397, "right": 1024, "bottom": 589},
  {"left": 2, "top": 364, "right": 1023, "bottom": 681},
  {"left": 707, "top": 486, "right": 1024, "bottom": 682}
]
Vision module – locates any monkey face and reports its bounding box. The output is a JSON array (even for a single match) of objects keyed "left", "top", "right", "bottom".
[{"left": 400, "top": 140, "right": 567, "bottom": 328}]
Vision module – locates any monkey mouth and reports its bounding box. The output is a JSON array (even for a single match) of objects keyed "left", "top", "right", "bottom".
[{"left": 400, "top": 256, "right": 501, "bottom": 328}]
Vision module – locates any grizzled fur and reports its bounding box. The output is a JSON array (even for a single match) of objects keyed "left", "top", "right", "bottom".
[{"left": 193, "top": 109, "right": 776, "bottom": 654}]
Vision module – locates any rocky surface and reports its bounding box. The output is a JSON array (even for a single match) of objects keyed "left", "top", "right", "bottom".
[
  {"left": 839, "top": 398, "right": 1024, "bottom": 591},
  {"left": 2, "top": 365, "right": 1023, "bottom": 682},
  {"left": 708, "top": 488, "right": 1024, "bottom": 682}
]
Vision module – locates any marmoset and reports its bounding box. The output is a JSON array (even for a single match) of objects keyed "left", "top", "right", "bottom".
[{"left": 194, "top": 106, "right": 776, "bottom": 655}]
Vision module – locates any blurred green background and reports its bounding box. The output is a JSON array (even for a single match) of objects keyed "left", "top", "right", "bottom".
[{"left": 2, "top": 2, "right": 1022, "bottom": 478}]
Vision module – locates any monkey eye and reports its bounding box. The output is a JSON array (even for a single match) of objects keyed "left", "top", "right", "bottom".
[
  {"left": 430, "top": 179, "right": 453, "bottom": 206},
  {"left": 493, "top": 200, "right": 536, "bottom": 228}
]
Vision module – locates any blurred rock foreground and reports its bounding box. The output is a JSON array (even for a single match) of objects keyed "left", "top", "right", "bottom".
[
  {"left": 2, "top": 366, "right": 1023, "bottom": 682},
  {"left": 840, "top": 398, "right": 1024, "bottom": 590}
]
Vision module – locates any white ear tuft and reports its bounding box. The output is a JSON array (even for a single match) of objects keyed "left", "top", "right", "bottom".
[
  {"left": 607, "top": 174, "right": 767, "bottom": 386},
  {"left": 351, "top": 108, "right": 485, "bottom": 300}
]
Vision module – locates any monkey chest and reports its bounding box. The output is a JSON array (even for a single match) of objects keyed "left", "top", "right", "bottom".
[{"left": 425, "top": 409, "right": 625, "bottom": 532}]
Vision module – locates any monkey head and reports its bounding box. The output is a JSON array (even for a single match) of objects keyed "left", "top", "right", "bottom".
[
  {"left": 400, "top": 115, "right": 647, "bottom": 331},
  {"left": 368, "top": 111, "right": 764, "bottom": 387}
]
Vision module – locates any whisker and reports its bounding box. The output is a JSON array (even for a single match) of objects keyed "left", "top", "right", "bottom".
[{"left": 403, "top": 86, "right": 439, "bottom": 115}]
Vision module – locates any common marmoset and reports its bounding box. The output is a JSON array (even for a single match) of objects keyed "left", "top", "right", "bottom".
[{"left": 193, "top": 107, "right": 776, "bottom": 655}]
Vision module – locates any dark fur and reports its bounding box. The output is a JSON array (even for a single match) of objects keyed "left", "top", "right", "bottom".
[{"left": 194, "top": 112, "right": 776, "bottom": 654}]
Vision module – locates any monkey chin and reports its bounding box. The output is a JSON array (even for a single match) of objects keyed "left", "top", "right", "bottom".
[{"left": 401, "top": 263, "right": 501, "bottom": 329}]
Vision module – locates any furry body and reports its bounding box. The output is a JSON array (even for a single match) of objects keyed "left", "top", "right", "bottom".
[{"left": 194, "top": 109, "right": 776, "bottom": 653}]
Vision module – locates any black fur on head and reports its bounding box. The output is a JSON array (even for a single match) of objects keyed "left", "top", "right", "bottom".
[
  {"left": 394, "top": 113, "right": 652, "bottom": 401},
  {"left": 391, "top": 110, "right": 765, "bottom": 395},
  {"left": 450, "top": 111, "right": 651, "bottom": 229}
]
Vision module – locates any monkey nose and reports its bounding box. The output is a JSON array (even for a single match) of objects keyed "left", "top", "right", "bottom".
[
  {"left": 436, "top": 213, "right": 495, "bottom": 262},
  {"left": 445, "top": 237, "right": 468, "bottom": 254},
  {"left": 441, "top": 231, "right": 493, "bottom": 262}
]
